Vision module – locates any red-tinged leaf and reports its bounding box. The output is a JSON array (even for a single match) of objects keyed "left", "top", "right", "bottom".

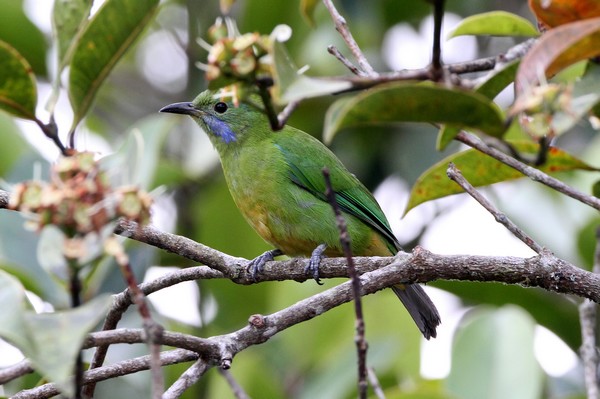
[
  {"left": 0, "top": 40, "right": 37, "bottom": 120},
  {"left": 529, "top": 0, "right": 600, "bottom": 28},
  {"left": 324, "top": 82, "right": 506, "bottom": 144},
  {"left": 515, "top": 17, "right": 600, "bottom": 96},
  {"left": 405, "top": 141, "right": 598, "bottom": 214}
]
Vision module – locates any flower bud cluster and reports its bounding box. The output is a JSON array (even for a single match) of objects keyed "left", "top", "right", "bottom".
[{"left": 10, "top": 152, "right": 152, "bottom": 237}]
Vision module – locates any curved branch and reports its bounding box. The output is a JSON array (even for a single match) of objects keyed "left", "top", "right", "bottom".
[
  {"left": 10, "top": 349, "right": 198, "bottom": 399},
  {"left": 456, "top": 132, "right": 600, "bottom": 211}
]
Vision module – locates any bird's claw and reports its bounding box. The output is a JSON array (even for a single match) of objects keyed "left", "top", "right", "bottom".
[
  {"left": 246, "top": 249, "right": 283, "bottom": 281},
  {"left": 305, "top": 244, "right": 327, "bottom": 285}
]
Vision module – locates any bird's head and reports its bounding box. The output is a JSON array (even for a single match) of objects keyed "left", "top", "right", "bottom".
[{"left": 160, "top": 89, "right": 267, "bottom": 152}]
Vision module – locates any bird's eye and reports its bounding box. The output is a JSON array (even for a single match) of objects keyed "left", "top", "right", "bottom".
[{"left": 214, "top": 102, "right": 228, "bottom": 114}]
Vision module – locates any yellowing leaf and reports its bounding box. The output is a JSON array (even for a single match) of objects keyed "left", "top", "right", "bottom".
[
  {"left": 405, "top": 141, "right": 598, "bottom": 214},
  {"left": 0, "top": 40, "right": 37, "bottom": 120}
]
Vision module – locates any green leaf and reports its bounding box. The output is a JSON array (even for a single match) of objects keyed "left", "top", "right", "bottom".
[
  {"left": 405, "top": 141, "right": 598, "bottom": 214},
  {"left": 300, "top": 0, "right": 320, "bottom": 26},
  {"left": 437, "top": 61, "right": 519, "bottom": 150},
  {"left": 448, "top": 11, "right": 539, "bottom": 38},
  {"left": 447, "top": 306, "right": 543, "bottom": 399},
  {"left": 0, "top": 271, "right": 111, "bottom": 397},
  {"left": 0, "top": 40, "right": 37, "bottom": 120},
  {"left": 271, "top": 39, "right": 351, "bottom": 105},
  {"left": 0, "top": 112, "right": 29, "bottom": 175},
  {"left": 324, "top": 82, "right": 507, "bottom": 144},
  {"left": 475, "top": 60, "right": 520, "bottom": 100},
  {"left": 52, "top": 0, "right": 93, "bottom": 68},
  {"left": 68, "top": 0, "right": 159, "bottom": 132},
  {"left": 23, "top": 295, "right": 112, "bottom": 397},
  {"left": 0, "top": 270, "right": 30, "bottom": 351},
  {"left": 0, "top": 0, "right": 47, "bottom": 76}
]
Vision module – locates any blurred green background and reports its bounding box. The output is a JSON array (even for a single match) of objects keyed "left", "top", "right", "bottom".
[{"left": 1, "top": 0, "right": 598, "bottom": 398}]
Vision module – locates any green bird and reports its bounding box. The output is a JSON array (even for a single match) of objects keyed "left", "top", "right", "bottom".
[{"left": 160, "top": 90, "right": 441, "bottom": 339}]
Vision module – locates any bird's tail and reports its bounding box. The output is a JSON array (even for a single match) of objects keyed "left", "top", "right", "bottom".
[{"left": 392, "top": 284, "right": 441, "bottom": 339}]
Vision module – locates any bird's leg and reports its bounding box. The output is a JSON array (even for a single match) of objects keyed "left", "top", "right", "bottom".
[
  {"left": 305, "top": 244, "right": 327, "bottom": 285},
  {"left": 246, "top": 248, "right": 284, "bottom": 281}
]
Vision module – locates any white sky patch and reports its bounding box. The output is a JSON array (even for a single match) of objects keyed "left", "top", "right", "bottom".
[
  {"left": 137, "top": 31, "right": 188, "bottom": 94},
  {"left": 534, "top": 326, "right": 578, "bottom": 377},
  {"left": 144, "top": 266, "right": 202, "bottom": 326},
  {"left": 420, "top": 288, "right": 465, "bottom": 379},
  {"left": 382, "top": 13, "right": 477, "bottom": 71}
]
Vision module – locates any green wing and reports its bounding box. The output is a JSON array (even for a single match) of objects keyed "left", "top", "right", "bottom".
[{"left": 274, "top": 130, "right": 400, "bottom": 253}]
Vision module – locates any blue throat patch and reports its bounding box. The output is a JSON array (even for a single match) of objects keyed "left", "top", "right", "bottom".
[{"left": 204, "top": 115, "right": 237, "bottom": 144}]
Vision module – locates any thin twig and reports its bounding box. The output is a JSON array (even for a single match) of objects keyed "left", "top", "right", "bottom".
[
  {"left": 579, "top": 227, "right": 600, "bottom": 399},
  {"left": 323, "top": 167, "right": 368, "bottom": 398},
  {"left": 580, "top": 300, "right": 598, "bottom": 399},
  {"left": 163, "top": 359, "right": 209, "bottom": 399},
  {"left": 455, "top": 131, "right": 600, "bottom": 212},
  {"left": 322, "top": 0, "right": 376, "bottom": 77},
  {"left": 33, "top": 116, "right": 68, "bottom": 156},
  {"left": 277, "top": 100, "right": 299, "bottom": 127},
  {"left": 446, "top": 162, "right": 544, "bottom": 254},
  {"left": 327, "top": 45, "right": 362, "bottom": 75},
  {"left": 367, "top": 367, "right": 386, "bottom": 399},
  {"left": 256, "top": 82, "right": 283, "bottom": 131},
  {"left": 104, "top": 237, "right": 164, "bottom": 399},
  {"left": 219, "top": 368, "right": 251, "bottom": 399},
  {"left": 66, "top": 261, "right": 84, "bottom": 399}
]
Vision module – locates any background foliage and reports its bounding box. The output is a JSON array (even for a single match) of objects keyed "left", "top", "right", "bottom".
[{"left": 0, "top": 0, "right": 599, "bottom": 398}]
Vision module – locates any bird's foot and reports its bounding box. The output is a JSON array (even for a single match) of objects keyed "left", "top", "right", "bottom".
[
  {"left": 305, "top": 244, "right": 327, "bottom": 285},
  {"left": 246, "top": 249, "right": 283, "bottom": 281}
]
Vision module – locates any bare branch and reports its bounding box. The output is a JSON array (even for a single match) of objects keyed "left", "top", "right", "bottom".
[
  {"left": 455, "top": 132, "right": 600, "bottom": 211},
  {"left": 323, "top": 168, "right": 368, "bottom": 398},
  {"left": 277, "top": 100, "right": 300, "bottom": 127},
  {"left": 327, "top": 45, "right": 362, "bottom": 75},
  {"left": 367, "top": 367, "right": 386, "bottom": 399},
  {"left": 446, "top": 162, "right": 544, "bottom": 254},
  {"left": 219, "top": 368, "right": 251, "bottom": 399},
  {"left": 103, "top": 237, "right": 164, "bottom": 399},
  {"left": 579, "top": 227, "right": 600, "bottom": 399},
  {"left": 322, "top": 0, "right": 376, "bottom": 77},
  {"left": 10, "top": 349, "right": 198, "bottom": 399},
  {"left": 163, "top": 360, "right": 209, "bottom": 399}
]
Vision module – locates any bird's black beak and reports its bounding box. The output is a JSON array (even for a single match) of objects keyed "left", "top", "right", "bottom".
[{"left": 159, "top": 102, "right": 197, "bottom": 115}]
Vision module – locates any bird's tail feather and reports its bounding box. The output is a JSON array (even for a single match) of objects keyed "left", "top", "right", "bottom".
[{"left": 392, "top": 284, "right": 441, "bottom": 339}]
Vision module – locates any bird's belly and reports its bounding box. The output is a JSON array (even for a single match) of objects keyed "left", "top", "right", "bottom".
[{"left": 234, "top": 190, "right": 389, "bottom": 257}]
